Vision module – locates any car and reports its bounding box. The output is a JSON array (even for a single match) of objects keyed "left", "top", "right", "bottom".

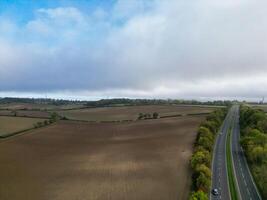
[{"left": 211, "top": 188, "right": 219, "bottom": 196}]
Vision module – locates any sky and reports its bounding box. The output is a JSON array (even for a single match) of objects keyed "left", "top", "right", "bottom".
[{"left": 0, "top": 0, "right": 267, "bottom": 101}]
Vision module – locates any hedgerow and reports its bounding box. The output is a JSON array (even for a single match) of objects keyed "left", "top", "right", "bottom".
[{"left": 189, "top": 108, "right": 227, "bottom": 199}]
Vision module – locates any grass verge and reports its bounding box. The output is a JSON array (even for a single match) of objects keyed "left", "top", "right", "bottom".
[{"left": 226, "top": 127, "right": 239, "bottom": 200}]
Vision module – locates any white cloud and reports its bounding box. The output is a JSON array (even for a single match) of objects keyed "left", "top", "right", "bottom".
[
  {"left": 0, "top": 1, "right": 267, "bottom": 100},
  {"left": 26, "top": 7, "right": 89, "bottom": 42}
]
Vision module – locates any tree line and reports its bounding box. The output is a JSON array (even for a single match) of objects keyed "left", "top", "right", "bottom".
[
  {"left": 189, "top": 108, "right": 228, "bottom": 200},
  {"left": 138, "top": 112, "right": 159, "bottom": 120},
  {"left": 0, "top": 97, "right": 85, "bottom": 106},
  {"left": 0, "top": 97, "right": 233, "bottom": 108},
  {"left": 239, "top": 105, "right": 267, "bottom": 198},
  {"left": 33, "top": 112, "right": 63, "bottom": 128},
  {"left": 86, "top": 98, "right": 233, "bottom": 107}
]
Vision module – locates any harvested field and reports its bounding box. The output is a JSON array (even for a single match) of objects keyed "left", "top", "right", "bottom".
[
  {"left": 0, "top": 116, "right": 204, "bottom": 200},
  {"left": 0, "top": 103, "right": 85, "bottom": 111},
  {"left": 58, "top": 105, "right": 216, "bottom": 121},
  {"left": 0, "top": 110, "right": 50, "bottom": 118},
  {"left": 0, "top": 116, "right": 45, "bottom": 136}
]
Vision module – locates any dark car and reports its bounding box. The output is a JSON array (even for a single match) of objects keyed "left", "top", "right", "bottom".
[{"left": 211, "top": 188, "right": 219, "bottom": 196}]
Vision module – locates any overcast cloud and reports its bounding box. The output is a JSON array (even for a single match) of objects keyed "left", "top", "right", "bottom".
[{"left": 0, "top": 0, "right": 267, "bottom": 100}]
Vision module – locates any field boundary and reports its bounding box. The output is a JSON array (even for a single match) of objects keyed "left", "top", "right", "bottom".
[
  {"left": 0, "top": 121, "right": 56, "bottom": 140},
  {"left": 61, "top": 112, "right": 211, "bottom": 123},
  {"left": 0, "top": 114, "right": 50, "bottom": 119}
]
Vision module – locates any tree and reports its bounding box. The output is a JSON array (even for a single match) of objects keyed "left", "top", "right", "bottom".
[
  {"left": 153, "top": 112, "right": 159, "bottom": 119},
  {"left": 50, "top": 112, "right": 60, "bottom": 122},
  {"left": 138, "top": 113, "right": 144, "bottom": 120},
  {"left": 144, "top": 113, "right": 151, "bottom": 119},
  {"left": 250, "top": 146, "right": 266, "bottom": 163},
  {"left": 200, "top": 121, "right": 218, "bottom": 134},
  {"left": 257, "top": 119, "right": 267, "bottom": 133},
  {"left": 240, "top": 105, "right": 267, "bottom": 199},
  {"left": 197, "top": 136, "right": 213, "bottom": 152},
  {"left": 197, "top": 127, "right": 214, "bottom": 144},
  {"left": 191, "top": 150, "right": 211, "bottom": 170},
  {"left": 35, "top": 121, "right": 44, "bottom": 128},
  {"left": 196, "top": 172, "right": 211, "bottom": 192},
  {"left": 196, "top": 164, "right": 211, "bottom": 179}
]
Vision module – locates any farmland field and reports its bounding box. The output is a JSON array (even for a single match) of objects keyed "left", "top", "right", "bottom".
[
  {"left": 58, "top": 105, "right": 216, "bottom": 121},
  {"left": 0, "top": 116, "right": 45, "bottom": 137},
  {"left": 250, "top": 104, "right": 267, "bottom": 112},
  {"left": 0, "top": 110, "right": 50, "bottom": 118},
  {"left": 0, "top": 115, "right": 204, "bottom": 200},
  {"left": 0, "top": 102, "right": 85, "bottom": 111}
]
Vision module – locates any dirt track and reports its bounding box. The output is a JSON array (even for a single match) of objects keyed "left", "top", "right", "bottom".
[{"left": 0, "top": 116, "right": 203, "bottom": 200}]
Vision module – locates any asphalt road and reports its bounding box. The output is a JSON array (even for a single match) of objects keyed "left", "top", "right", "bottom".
[
  {"left": 231, "top": 105, "right": 262, "bottom": 200},
  {"left": 210, "top": 107, "right": 232, "bottom": 200},
  {"left": 210, "top": 105, "right": 262, "bottom": 200}
]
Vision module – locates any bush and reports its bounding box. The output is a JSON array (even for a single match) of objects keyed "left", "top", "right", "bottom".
[{"left": 189, "top": 190, "right": 208, "bottom": 200}]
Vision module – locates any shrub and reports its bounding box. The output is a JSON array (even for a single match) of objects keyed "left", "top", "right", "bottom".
[{"left": 189, "top": 190, "right": 208, "bottom": 200}]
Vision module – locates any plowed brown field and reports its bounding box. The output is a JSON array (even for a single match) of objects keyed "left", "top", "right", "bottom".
[
  {"left": 0, "top": 116, "right": 204, "bottom": 200},
  {"left": 0, "top": 110, "right": 50, "bottom": 118},
  {"left": 58, "top": 105, "right": 216, "bottom": 121}
]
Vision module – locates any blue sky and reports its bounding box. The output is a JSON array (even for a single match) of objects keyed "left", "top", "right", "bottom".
[
  {"left": 0, "top": 0, "right": 267, "bottom": 100},
  {"left": 0, "top": 0, "right": 115, "bottom": 22}
]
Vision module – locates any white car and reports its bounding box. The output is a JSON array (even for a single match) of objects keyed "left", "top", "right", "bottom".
[{"left": 211, "top": 188, "right": 219, "bottom": 196}]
